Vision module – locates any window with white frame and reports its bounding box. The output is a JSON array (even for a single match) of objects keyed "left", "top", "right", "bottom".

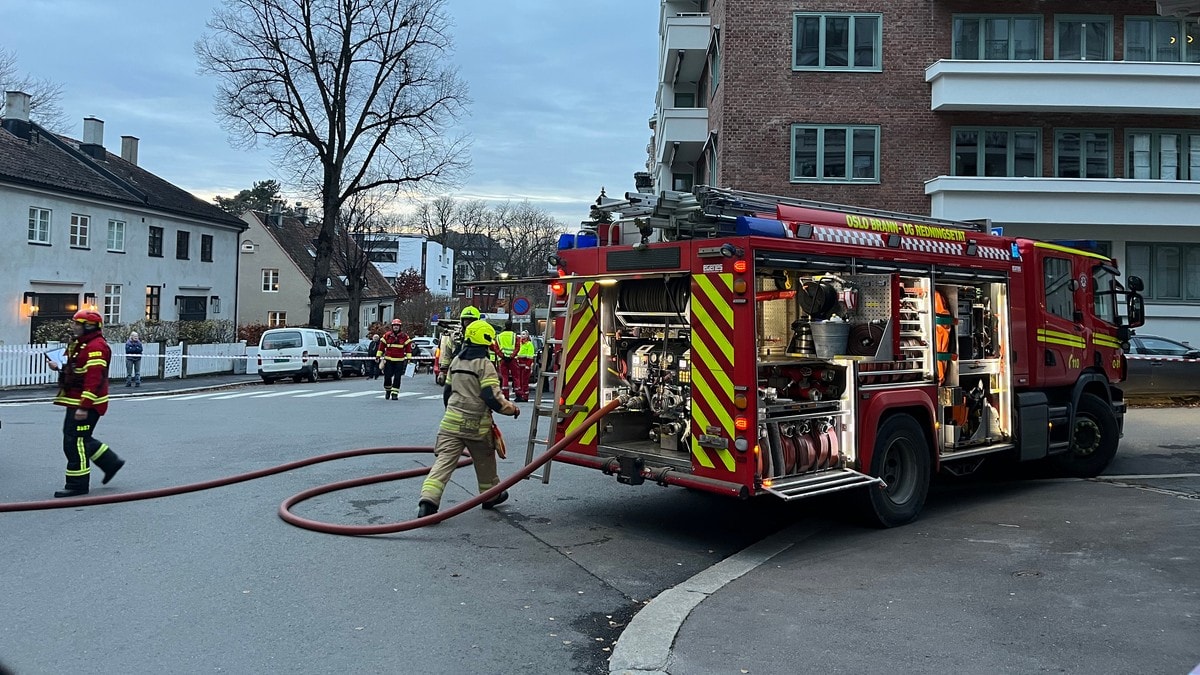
[
  {"left": 28, "top": 207, "right": 51, "bottom": 244},
  {"left": 70, "top": 214, "right": 90, "bottom": 248},
  {"left": 1054, "top": 16, "right": 1113, "bottom": 60},
  {"left": 103, "top": 284, "right": 121, "bottom": 325},
  {"left": 1055, "top": 130, "right": 1112, "bottom": 178},
  {"left": 268, "top": 311, "right": 287, "bottom": 327},
  {"left": 262, "top": 268, "right": 280, "bottom": 292},
  {"left": 793, "top": 13, "right": 882, "bottom": 70},
  {"left": 791, "top": 125, "right": 880, "bottom": 182},
  {"left": 1126, "top": 243, "right": 1200, "bottom": 303},
  {"left": 953, "top": 15, "right": 1043, "bottom": 60},
  {"left": 107, "top": 219, "right": 126, "bottom": 252},
  {"left": 1127, "top": 131, "right": 1200, "bottom": 180},
  {"left": 953, "top": 128, "right": 1040, "bottom": 177},
  {"left": 1125, "top": 17, "right": 1200, "bottom": 62}
]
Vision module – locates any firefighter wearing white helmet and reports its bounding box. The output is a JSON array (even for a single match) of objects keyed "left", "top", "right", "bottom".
[
  {"left": 418, "top": 319, "right": 520, "bottom": 518},
  {"left": 436, "top": 305, "right": 481, "bottom": 386}
]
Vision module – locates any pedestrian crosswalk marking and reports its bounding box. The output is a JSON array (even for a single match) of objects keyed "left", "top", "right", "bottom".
[
  {"left": 295, "top": 390, "right": 348, "bottom": 398},
  {"left": 210, "top": 391, "right": 260, "bottom": 400},
  {"left": 171, "top": 392, "right": 224, "bottom": 400},
  {"left": 335, "top": 391, "right": 379, "bottom": 398},
  {"left": 376, "top": 391, "right": 420, "bottom": 399},
  {"left": 420, "top": 395, "right": 442, "bottom": 400},
  {"left": 251, "top": 390, "right": 311, "bottom": 398}
]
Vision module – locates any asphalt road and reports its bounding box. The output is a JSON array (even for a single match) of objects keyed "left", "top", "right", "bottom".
[
  {"left": 0, "top": 376, "right": 802, "bottom": 674},
  {"left": 1, "top": 379, "right": 1197, "bottom": 674}
]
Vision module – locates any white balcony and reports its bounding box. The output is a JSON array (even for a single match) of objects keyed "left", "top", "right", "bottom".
[
  {"left": 660, "top": 13, "right": 710, "bottom": 84},
  {"left": 925, "top": 176, "right": 1200, "bottom": 227},
  {"left": 655, "top": 107, "right": 708, "bottom": 162},
  {"left": 926, "top": 60, "right": 1200, "bottom": 115}
]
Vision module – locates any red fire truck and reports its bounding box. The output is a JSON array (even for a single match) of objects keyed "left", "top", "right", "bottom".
[{"left": 528, "top": 187, "right": 1146, "bottom": 527}]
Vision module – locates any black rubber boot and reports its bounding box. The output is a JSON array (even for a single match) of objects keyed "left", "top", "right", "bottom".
[
  {"left": 54, "top": 475, "right": 89, "bottom": 498},
  {"left": 101, "top": 457, "right": 125, "bottom": 485},
  {"left": 417, "top": 500, "right": 439, "bottom": 518},
  {"left": 481, "top": 490, "right": 509, "bottom": 510}
]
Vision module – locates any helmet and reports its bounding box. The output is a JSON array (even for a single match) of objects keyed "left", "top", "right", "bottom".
[
  {"left": 463, "top": 319, "right": 496, "bottom": 347},
  {"left": 391, "top": 318, "right": 402, "bottom": 326},
  {"left": 73, "top": 309, "right": 103, "bottom": 329},
  {"left": 459, "top": 306, "right": 481, "bottom": 321}
]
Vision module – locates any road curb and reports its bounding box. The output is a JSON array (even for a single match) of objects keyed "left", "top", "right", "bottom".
[{"left": 608, "top": 520, "right": 827, "bottom": 675}]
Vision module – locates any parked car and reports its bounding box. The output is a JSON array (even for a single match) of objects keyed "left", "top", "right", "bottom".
[
  {"left": 257, "top": 328, "right": 343, "bottom": 384},
  {"left": 339, "top": 342, "right": 373, "bottom": 377},
  {"left": 1123, "top": 334, "right": 1200, "bottom": 397},
  {"left": 410, "top": 336, "right": 437, "bottom": 357}
]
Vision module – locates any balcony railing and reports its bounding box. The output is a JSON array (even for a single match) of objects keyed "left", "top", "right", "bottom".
[{"left": 926, "top": 60, "right": 1200, "bottom": 115}]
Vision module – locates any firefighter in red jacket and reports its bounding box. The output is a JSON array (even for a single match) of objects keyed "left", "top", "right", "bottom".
[
  {"left": 376, "top": 318, "right": 412, "bottom": 400},
  {"left": 46, "top": 309, "right": 125, "bottom": 498}
]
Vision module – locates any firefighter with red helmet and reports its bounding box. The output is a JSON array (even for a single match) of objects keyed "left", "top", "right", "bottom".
[
  {"left": 376, "top": 318, "right": 412, "bottom": 400},
  {"left": 45, "top": 309, "right": 125, "bottom": 498}
]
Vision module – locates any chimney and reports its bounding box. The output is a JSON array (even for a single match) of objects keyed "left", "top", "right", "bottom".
[
  {"left": 2, "top": 91, "right": 32, "bottom": 139},
  {"left": 120, "top": 135, "right": 139, "bottom": 166},
  {"left": 80, "top": 116, "right": 105, "bottom": 160},
  {"left": 270, "top": 199, "right": 284, "bottom": 227}
]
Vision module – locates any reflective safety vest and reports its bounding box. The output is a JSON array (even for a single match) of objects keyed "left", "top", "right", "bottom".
[
  {"left": 934, "top": 291, "right": 954, "bottom": 384},
  {"left": 496, "top": 330, "right": 517, "bottom": 358},
  {"left": 517, "top": 339, "right": 536, "bottom": 360}
]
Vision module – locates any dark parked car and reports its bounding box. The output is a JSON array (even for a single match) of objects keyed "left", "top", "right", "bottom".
[
  {"left": 1123, "top": 334, "right": 1200, "bottom": 397},
  {"left": 339, "top": 342, "right": 373, "bottom": 377}
]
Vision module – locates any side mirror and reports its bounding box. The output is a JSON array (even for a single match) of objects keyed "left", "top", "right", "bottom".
[
  {"left": 1127, "top": 295, "right": 1146, "bottom": 328},
  {"left": 1127, "top": 275, "right": 1145, "bottom": 293}
]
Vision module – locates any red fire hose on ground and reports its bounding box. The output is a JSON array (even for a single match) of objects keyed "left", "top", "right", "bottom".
[{"left": 0, "top": 399, "right": 623, "bottom": 536}]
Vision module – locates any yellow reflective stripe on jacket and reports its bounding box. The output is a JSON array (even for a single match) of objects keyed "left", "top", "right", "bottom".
[
  {"left": 55, "top": 395, "right": 82, "bottom": 406},
  {"left": 81, "top": 392, "right": 109, "bottom": 403},
  {"left": 480, "top": 376, "right": 500, "bottom": 388},
  {"left": 84, "top": 359, "right": 107, "bottom": 368}
]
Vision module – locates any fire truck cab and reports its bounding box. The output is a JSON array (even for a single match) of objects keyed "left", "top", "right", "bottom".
[{"left": 540, "top": 187, "right": 1145, "bottom": 527}]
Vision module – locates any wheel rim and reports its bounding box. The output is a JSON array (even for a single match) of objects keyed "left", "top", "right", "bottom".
[
  {"left": 1071, "top": 417, "right": 1101, "bottom": 457},
  {"left": 880, "top": 437, "right": 918, "bottom": 504}
]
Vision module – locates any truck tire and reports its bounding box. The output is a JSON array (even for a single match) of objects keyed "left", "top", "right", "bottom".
[
  {"left": 859, "top": 414, "right": 931, "bottom": 528},
  {"left": 1050, "top": 393, "right": 1118, "bottom": 477}
]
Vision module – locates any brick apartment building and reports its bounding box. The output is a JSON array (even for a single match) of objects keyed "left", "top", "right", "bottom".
[{"left": 652, "top": 0, "right": 1200, "bottom": 341}]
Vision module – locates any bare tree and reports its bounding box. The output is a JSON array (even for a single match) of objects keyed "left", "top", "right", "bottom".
[
  {"left": 197, "top": 0, "right": 469, "bottom": 328},
  {"left": 332, "top": 189, "right": 391, "bottom": 342},
  {"left": 0, "top": 47, "right": 69, "bottom": 132},
  {"left": 395, "top": 291, "right": 448, "bottom": 335}
]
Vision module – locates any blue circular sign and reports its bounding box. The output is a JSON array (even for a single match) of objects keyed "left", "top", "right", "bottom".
[{"left": 512, "top": 297, "right": 531, "bottom": 315}]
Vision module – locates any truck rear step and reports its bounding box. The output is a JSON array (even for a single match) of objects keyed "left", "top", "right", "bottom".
[{"left": 762, "top": 469, "right": 884, "bottom": 501}]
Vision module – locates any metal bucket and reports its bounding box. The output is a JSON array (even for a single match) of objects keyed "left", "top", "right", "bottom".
[{"left": 810, "top": 321, "right": 850, "bottom": 359}]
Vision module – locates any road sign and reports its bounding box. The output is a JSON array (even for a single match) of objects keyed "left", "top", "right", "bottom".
[
  {"left": 991, "top": 227, "right": 1004, "bottom": 236},
  {"left": 431, "top": 314, "right": 439, "bottom": 322},
  {"left": 512, "top": 297, "right": 531, "bottom": 315}
]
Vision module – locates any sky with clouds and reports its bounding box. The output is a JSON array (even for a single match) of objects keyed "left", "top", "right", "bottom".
[{"left": 0, "top": 0, "right": 660, "bottom": 224}]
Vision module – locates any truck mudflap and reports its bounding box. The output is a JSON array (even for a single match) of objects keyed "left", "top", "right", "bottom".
[{"left": 554, "top": 451, "right": 749, "bottom": 498}]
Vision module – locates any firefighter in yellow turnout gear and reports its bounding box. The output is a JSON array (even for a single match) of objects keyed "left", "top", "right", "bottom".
[{"left": 418, "top": 319, "right": 521, "bottom": 518}]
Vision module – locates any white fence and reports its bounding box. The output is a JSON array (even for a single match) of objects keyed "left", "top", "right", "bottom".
[{"left": 0, "top": 341, "right": 245, "bottom": 389}]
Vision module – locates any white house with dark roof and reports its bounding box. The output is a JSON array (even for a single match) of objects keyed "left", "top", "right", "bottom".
[{"left": 0, "top": 90, "right": 247, "bottom": 345}]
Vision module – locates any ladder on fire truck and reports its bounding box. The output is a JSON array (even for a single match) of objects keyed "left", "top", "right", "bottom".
[
  {"left": 591, "top": 186, "right": 988, "bottom": 240},
  {"left": 523, "top": 289, "right": 574, "bottom": 484}
]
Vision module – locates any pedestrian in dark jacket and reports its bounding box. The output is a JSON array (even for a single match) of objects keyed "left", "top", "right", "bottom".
[
  {"left": 124, "top": 331, "right": 143, "bottom": 387},
  {"left": 366, "top": 334, "right": 381, "bottom": 379}
]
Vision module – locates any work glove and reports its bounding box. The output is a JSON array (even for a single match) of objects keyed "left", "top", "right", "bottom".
[{"left": 435, "top": 373, "right": 446, "bottom": 386}]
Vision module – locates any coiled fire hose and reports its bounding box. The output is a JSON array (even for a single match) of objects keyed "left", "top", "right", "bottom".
[{"left": 0, "top": 398, "right": 624, "bottom": 536}]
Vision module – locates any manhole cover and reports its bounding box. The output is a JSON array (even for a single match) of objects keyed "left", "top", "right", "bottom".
[{"left": 1012, "top": 570, "right": 1043, "bottom": 578}]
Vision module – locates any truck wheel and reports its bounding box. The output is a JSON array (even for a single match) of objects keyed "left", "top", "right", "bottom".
[
  {"left": 307, "top": 363, "right": 319, "bottom": 383},
  {"left": 859, "top": 414, "right": 931, "bottom": 528},
  {"left": 1050, "top": 393, "right": 1118, "bottom": 477}
]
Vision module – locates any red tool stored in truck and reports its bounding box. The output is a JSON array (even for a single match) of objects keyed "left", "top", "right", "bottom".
[{"left": 524, "top": 187, "right": 1146, "bottom": 527}]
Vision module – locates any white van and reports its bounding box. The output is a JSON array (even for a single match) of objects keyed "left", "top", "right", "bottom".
[{"left": 257, "top": 328, "right": 344, "bottom": 384}]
